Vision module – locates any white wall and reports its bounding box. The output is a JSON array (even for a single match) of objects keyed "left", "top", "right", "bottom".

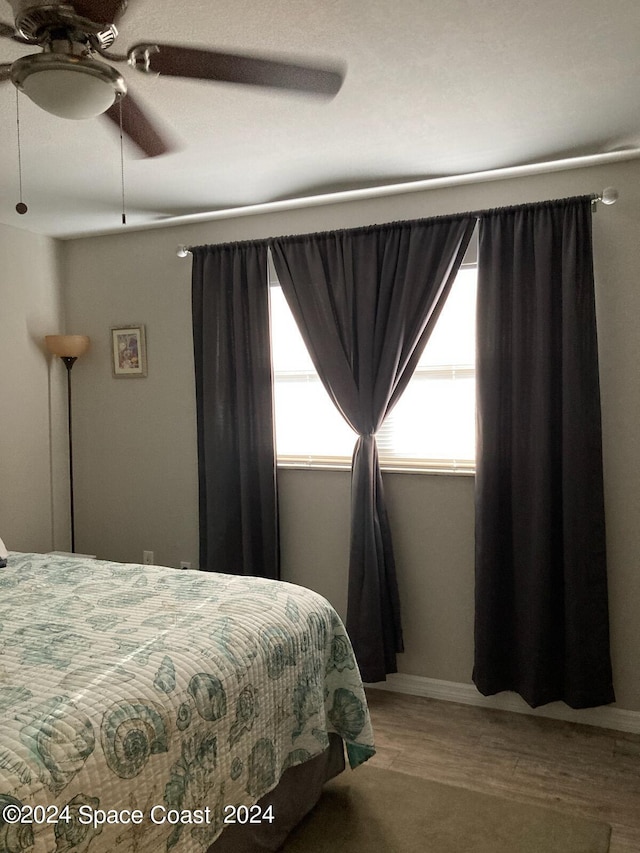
[
  {"left": 0, "top": 222, "right": 67, "bottom": 552},
  {"left": 60, "top": 158, "right": 640, "bottom": 711}
]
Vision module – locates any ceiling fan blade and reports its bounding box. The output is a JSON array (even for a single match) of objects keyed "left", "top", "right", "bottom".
[
  {"left": 128, "top": 43, "right": 345, "bottom": 97},
  {"left": 0, "top": 63, "right": 12, "bottom": 82},
  {"left": 104, "top": 93, "right": 173, "bottom": 158},
  {"left": 72, "top": 0, "right": 129, "bottom": 25}
]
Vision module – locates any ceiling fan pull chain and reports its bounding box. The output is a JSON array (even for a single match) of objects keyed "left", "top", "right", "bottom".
[
  {"left": 15, "top": 89, "right": 27, "bottom": 215},
  {"left": 118, "top": 94, "right": 126, "bottom": 225}
]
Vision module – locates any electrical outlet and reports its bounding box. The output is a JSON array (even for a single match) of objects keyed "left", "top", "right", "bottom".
[
  {"left": 143, "top": 550, "right": 154, "bottom": 565},
  {"left": 179, "top": 561, "right": 192, "bottom": 570}
]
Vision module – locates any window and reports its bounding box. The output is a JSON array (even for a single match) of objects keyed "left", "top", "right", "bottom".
[{"left": 269, "top": 260, "right": 477, "bottom": 473}]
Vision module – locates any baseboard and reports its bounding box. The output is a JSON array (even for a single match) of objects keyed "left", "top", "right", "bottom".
[{"left": 366, "top": 673, "right": 640, "bottom": 735}]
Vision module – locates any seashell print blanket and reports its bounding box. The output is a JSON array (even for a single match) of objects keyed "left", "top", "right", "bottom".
[{"left": 0, "top": 553, "right": 375, "bottom": 853}]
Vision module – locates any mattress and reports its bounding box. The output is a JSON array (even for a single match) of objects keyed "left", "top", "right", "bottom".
[{"left": 0, "top": 552, "right": 375, "bottom": 853}]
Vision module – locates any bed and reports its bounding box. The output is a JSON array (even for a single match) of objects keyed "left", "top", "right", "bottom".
[{"left": 0, "top": 552, "right": 375, "bottom": 853}]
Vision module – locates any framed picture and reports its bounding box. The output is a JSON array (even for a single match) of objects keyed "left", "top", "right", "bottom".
[{"left": 111, "top": 325, "right": 147, "bottom": 377}]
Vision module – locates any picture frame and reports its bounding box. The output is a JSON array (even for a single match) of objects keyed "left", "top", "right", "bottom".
[{"left": 111, "top": 325, "right": 147, "bottom": 378}]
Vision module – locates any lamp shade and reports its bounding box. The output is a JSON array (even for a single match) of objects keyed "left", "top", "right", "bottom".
[{"left": 45, "top": 335, "right": 91, "bottom": 358}]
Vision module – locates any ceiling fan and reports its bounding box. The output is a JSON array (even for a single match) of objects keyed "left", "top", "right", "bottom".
[{"left": 0, "top": 0, "right": 345, "bottom": 157}]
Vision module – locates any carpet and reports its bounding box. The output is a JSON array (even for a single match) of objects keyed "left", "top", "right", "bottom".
[{"left": 280, "top": 764, "right": 611, "bottom": 853}]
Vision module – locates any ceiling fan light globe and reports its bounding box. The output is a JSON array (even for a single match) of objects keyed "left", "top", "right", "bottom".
[
  {"left": 11, "top": 53, "right": 127, "bottom": 120},
  {"left": 22, "top": 68, "right": 118, "bottom": 119}
]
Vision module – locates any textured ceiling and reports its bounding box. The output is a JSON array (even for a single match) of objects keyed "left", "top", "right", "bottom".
[{"left": 0, "top": 0, "right": 639, "bottom": 237}]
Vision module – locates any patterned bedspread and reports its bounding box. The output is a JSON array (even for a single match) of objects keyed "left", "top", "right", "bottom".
[{"left": 0, "top": 553, "right": 375, "bottom": 853}]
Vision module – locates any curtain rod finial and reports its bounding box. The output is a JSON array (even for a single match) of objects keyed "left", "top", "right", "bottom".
[
  {"left": 600, "top": 187, "right": 619, "bottom": 205},
  {"left": 177, "top": 245, "right": 191, "bottom": 258}
]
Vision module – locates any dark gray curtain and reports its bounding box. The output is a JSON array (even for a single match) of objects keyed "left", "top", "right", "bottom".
[
  {"left": 271, "top": 215, "right": 476, "bottom": 682},
  {"left": 474, "top": 196, "right": 615, "bottom": 708},
  {"left": 191, "top": 240, "right": 279, "bottom": 579}
]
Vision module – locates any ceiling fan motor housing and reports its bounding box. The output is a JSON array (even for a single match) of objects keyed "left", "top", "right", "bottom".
[{"left": 8, "top": 0, "right": 117, "bottom": 48}]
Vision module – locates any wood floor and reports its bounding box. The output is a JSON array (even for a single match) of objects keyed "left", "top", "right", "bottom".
[{"left": 365, "top": 688, "right": 640, "bottom": 853}]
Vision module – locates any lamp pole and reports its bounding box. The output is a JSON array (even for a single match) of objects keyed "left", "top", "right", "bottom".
[
  {"left": 45, "top": 335, "right": 90, "bottom": 553},
  {"left": 62, "top": 356, "right": 78, "bottom": 552}
]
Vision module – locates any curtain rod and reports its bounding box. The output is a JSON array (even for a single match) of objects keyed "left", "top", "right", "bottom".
[{"left": 175, "top": 187, "right": 619, "bottom": 258}]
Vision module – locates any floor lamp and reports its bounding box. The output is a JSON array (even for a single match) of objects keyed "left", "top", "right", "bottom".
[{"left": 45, "top": 334, "right": 90, "bottom": 553}]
